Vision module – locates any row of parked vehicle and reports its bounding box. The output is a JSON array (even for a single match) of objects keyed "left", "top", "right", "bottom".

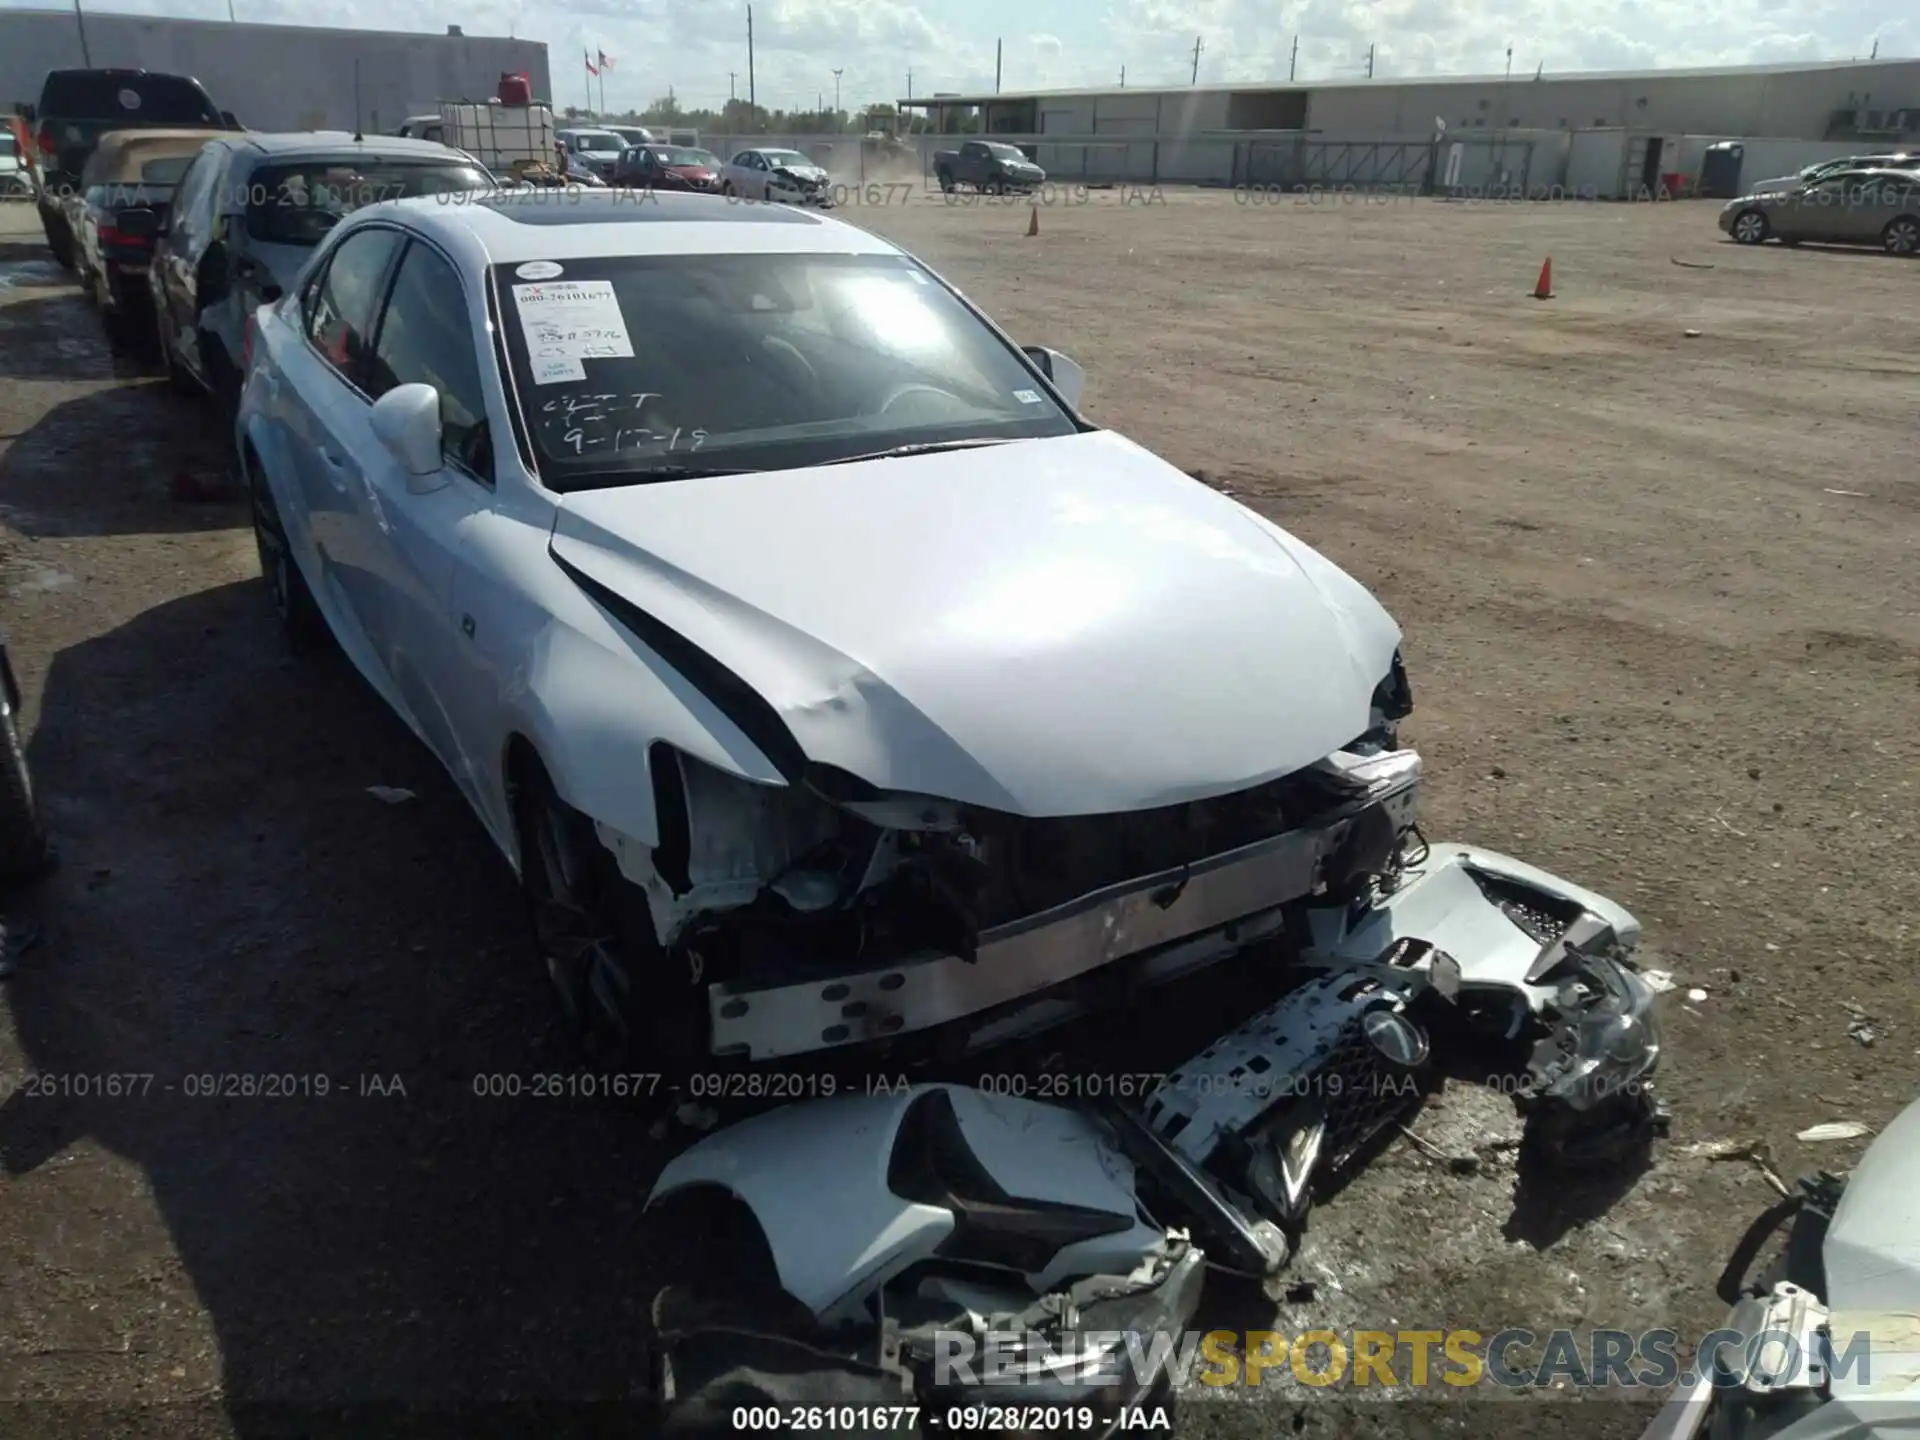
[{"left": 1718, "top": 149, "right": 1920, "bottom": 253}]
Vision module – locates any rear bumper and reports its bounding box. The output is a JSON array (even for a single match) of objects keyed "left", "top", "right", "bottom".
[{"left": 708, "top": 765, "right": 1422, "bottom": 1062}]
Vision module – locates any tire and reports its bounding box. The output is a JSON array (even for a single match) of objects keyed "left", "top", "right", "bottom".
[
  {"left": 0, "top": 650, "right": 50, "bottom": 885},
  {"left": 936, "top": 169, "right": 954, "bottom": 193},
  {"left": 244, "top": 447, "right": 328, "bottom": 653},
  {"left": 39, "top": 205, "right": 74, "bottom": 271},
  {"left": 511, "top": 760, "right": 681, "bottom": 1078},
  {"left": 720, "top": 181, "right": 734, "bottom": 197},
  {"left": 1883, "top": 215, "right": 1920, "bottom": 257},
  {"left": 1730, "top": 208, "right": 1769, "bottom": 245}
]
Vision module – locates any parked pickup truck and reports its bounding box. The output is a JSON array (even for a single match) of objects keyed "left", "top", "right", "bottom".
[{"left": 932, "top": 139, "right": 1045, "bottom": 193}]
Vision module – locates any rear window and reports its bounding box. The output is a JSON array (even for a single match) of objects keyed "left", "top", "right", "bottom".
[
  {"left": 243, "top": 158, "right": 492, "bottom": 245},
  {"left": 39, "top": 72, "right": 221, "bottom": 125},
  {"left": 139, "top": 155, "right": 196, "bottom": 185}
]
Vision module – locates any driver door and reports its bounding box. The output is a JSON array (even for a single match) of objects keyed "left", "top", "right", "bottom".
[{"left": 350, "top": 236, "right": 497, "bottom": 805}]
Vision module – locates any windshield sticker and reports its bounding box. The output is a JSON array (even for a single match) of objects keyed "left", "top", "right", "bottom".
[
  {"left": 1013, "top": 389, "right": 1043, "bottom": 404},
  {"left": 511, "top": 279, "right": 635, "bottom": 365},
  {"left": 516, "top": 260, "right": 564, "bottom": 281},
  {"left": 533, "top": 355, "right": 587, "bottom": 385}
]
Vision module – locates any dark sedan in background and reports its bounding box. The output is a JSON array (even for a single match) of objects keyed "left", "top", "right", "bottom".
[{"left": 611, "top": 143, "right": 721, "bottom": 191}]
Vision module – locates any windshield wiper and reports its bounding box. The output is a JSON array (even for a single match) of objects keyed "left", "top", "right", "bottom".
[
  {"left": 817, "top": 437, "right": 1020, "bottom": 467},
  {"left": 561, "top": 464, "right": 756, "bottom": 491}
]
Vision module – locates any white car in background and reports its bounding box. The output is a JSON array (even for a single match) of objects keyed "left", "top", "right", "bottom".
[
  {"left": 0, "top": 128, "right": 30, "bottom": 197},
  {"left": 718, "top": 147, "right": 832, "bottom": 205}
]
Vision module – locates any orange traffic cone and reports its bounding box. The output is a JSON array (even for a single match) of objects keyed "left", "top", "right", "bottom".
[
  {"left": 1532, "top": 256, "right": 1553, "bottom": 299},
  {"left": 1026, "top": 203, "right": 1039, "bottom": 237}
]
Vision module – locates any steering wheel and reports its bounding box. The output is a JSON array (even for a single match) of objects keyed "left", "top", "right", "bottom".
[
  {"left": 759, "top": 335, "right": 818, "bottom": 395},
  {"left": 866, "top": 382, "right": 965, "bottom": 418}
]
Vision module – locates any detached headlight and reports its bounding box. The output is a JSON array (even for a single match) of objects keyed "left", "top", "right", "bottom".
[{"left": 1530, "top": 955, "right": 1662, "bottom": 1113}]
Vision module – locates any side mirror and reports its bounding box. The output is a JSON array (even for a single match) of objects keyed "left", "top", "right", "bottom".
[
  {"left": 369, "top": 383, "right": 446, "bottom": 488},
  {"left": 1023, "top": 345, "right": 1085, "bottom": 409}
]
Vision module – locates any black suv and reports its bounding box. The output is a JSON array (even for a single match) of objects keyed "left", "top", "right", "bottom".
[{"left": 14, "top": 68, "right": 237, "bottom": 269}]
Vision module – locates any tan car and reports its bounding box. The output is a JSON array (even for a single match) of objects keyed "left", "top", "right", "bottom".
[
  {"left": 1721, "top": 167, "right": 1920, "bottom": 255},
  {"left": 60, "top": 127, "right": 216, "bottom": 344}
]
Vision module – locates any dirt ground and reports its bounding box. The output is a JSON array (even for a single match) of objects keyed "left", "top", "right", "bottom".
[{"left": 0, "top": 187, "right": 1915, "bottom": 1440}]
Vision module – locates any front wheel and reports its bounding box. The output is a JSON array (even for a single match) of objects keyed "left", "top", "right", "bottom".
[
  {"left": 245, "top": 449, "right": 328, "bottom": 652},
  {"left": 513, "top": 766, "right": 663, "bottom": 1075},
  {"left": 1883, "top": 215, "right": 1920, "bottom": 256},
  {"left": 0, "top": 653, "right": 50, "bottom": 884},
  {"left": 1730, "top": 208, "right": 1769, "bottom": 245}
]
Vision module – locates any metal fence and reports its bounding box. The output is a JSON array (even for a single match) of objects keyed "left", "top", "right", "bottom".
[{"left": 1239, "top": 139, "right": 1434, "bottom": 191}]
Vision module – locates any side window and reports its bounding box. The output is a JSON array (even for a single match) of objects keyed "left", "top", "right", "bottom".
[
  {"left": 303, "top": 227, "right": 404, "bottom": 384},
  {"left": 365, "top": 242, "right": 490, "bottom": 477},
  {"left": 169, "top": 151, "right": 212, "bottom": 243}
]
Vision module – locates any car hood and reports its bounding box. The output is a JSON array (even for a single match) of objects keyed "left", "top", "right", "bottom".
[
  {"left": 772, "top": 163, "right": 827, "bottom": 182},
  {"left": 662, "top": 165, "right": 714, "bottom": 180},
  {"left": 550, "top": 429, "right": 1403, "bottom": 817}
]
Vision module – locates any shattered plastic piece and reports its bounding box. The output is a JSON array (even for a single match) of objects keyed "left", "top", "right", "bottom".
[
  {"left": 1847, "top": 1020, "right": 1878, "bottom": 1047},
  {"left": 1687, "top": 987, "right": 1709, "bottom": 1002},
  {"left": 366, "top": 786, "right": 417, "bottom": 804},
  {"left": 1796, "top": 1122, "right": 1871, "bottom": 1144},
  {"left": 1642, "top": 969, "right": 1676, "bottom": 993}
]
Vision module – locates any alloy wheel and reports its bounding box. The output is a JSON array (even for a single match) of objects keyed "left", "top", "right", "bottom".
[
  {"left": 1885, "top": 217, "right": 1920, "bottom": 256},
  {"left": 1732, "top": 210, "right": 1768, "bottom": 244},
  {"left": 526, "top": 799, "right": 633, "bottom": 1068}
]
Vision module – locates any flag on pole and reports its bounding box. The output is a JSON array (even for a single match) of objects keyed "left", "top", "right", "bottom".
[
  {"left": 598, "top": 50, "right": 615, "bottom": 71},
  {"left": 584, "top": 49, "right": 599, "bottom": 76}
]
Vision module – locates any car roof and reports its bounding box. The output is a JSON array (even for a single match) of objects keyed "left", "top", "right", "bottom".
[{"left": 343, "top": 189, "right": 904, "bottom": 265}]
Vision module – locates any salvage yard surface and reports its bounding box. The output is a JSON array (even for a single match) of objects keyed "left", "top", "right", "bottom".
[{"left": 0, "top": 190, "right": 1915, "bottom": 1438}]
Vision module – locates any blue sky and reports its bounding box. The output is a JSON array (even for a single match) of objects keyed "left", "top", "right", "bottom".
[{"left": 2, "top": 0, "right": 1909, "bottom": 113}]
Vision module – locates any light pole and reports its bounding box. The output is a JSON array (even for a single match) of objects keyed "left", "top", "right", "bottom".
[{"left": 832, "top": 67, "right": 843, "bottom": 130}]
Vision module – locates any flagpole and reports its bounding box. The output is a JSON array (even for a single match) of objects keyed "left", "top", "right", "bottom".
[{"left": 584, "top": 51, "right": 591, "bottom": 117}]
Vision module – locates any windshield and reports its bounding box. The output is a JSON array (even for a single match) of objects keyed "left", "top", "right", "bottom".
[
  {"left": 573, "top": 133, "right": 623, "bottom": 153},
  {"left": 0, "top": 135, "right": 16, "bottom": 157},
  {"left": 648, "top": 147, "right": 711, "bottom": 166},
  {"left": 495, "top": 252, "right": 1077, "bottom": 488},
  {"left": 244, "top": 159, "right": 491, "bottom": 245},
  {"left": 760, "top": 150, "right": 809, "bottom": 167},
  {"left": 137, "top": 154, "right": 196, "bottom": 185},
  {"left": 985, "top": 143, "right": 1027, "bottom": 160}
]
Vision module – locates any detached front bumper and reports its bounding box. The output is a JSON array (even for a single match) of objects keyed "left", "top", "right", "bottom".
[{"left": 708, "top": 756, "right": 1423, "bottom": 1062}]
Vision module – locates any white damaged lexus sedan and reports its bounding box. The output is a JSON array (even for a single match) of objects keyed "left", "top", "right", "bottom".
[{"left": 238, "top": 190, "right": 1643, "bottom": 1117}]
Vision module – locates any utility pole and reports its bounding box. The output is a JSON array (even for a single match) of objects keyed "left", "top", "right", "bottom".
[
  {"left": 995, "top": 38, "right": 1002, "bottom": 94},
  {"left": 907, "top": 69, "right": 913, "bottom": 99},
  {"left": 1870, "top": 37, "right": 1879, "bottom": 58},
  {"left": 729, "top": 72, "right": 736, "bottom": 102},
  {"left": 1190, "top": 35, "right": 1202, "bottom": 84},
  {"left": 832, "top": 67, "right": 843, "bottom": 124},
  {"left": 71, "top": 0, "right": 92, "bottom": 65},
  {"left": 1505, "top": 45, "right": 1512, "bottom": 78},
  {"left": 226, "top": 0, "right": 235, "bottom": 22},
  {"left": 1289, "top": 34, "right": 1298, "bottom": 81},
  {"left": 747, "top": 5, "right": 757, "bottom": 121},
  {"left": 1367, "top": 43, "right": 1375, "bottom": 78},
  {"left": 1119, "top": 66, "right": 1125, "bottom": 86}
]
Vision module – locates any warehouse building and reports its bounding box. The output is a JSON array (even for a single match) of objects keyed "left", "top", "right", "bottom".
[
  {"left": 896, "top": 58, "right": 1920, "bottom": 195},
  {"left": 1, "top": 9, "right": 550, "bottom": 136}
]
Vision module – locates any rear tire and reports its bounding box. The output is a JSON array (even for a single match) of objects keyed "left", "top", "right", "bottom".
[
  {"left": 937, "top": 169, "right": 954, "bottom": 193},
  {"left": 39, "top": 206, "right": 74, "bottom": 271},
  {"left": 1883, "top": 215, "right": 1920, "bottom": 256},
  {"left": 1730, "top": 208, "right": 1769, "bottom": 245}
]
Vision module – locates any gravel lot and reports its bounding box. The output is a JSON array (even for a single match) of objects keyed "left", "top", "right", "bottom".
[{"left": 0, "top": 188, "right": 1914, "bottom": 1440}]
